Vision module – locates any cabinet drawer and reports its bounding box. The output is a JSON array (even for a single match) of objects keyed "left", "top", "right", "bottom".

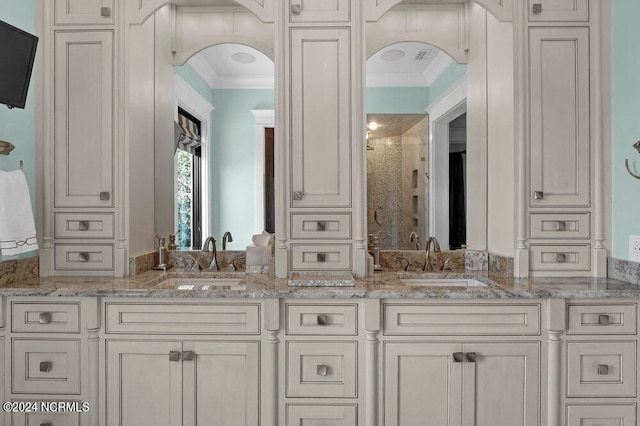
[
  {"left": 529, "top": 213, "right": 590, "bottom": 239},
  {"left": 54, "top": 0, "right": 115, "bottom": 25},
  {"left": 567, "top": 405, "right": 636, "bottom": 426},
  {"left": 289, "top": 0, "right": 351, "bottom": 23},
  {"left": 11, "top": 401, "right": 80, "bottom": 426},
  {"left": 529, "top": 244, "right": 590, "bottom": 272},
  {"left": 287, "top": 404, "right": 357, "bottom": 426},
  {"left": 55, "top": 212, "right": 114, "bottom": 239},
  {"left": 286, "top": 303, "right": 357, "bottom": 335},
  {"left": 291, "top": 244, "right": 352, "bottom": 270},
  {"left": 287, "top": 341, "right": 357, "bottom": 398},
  {"left": 567, "top": 303, "right": 637, "bottom": 335},
  {"left": 567, "top": 341, "right": 636, "bottom": 398},
  {"left": 54, "top": 244, "right": 114, "bottom": 271},
  {"left": 105, "top": 303, "right": 260, "bottom": 334},
  {"left": 291, "top": 213, "right": 351, "bottom": 239},
  {"left": 12, "top": 302, "right": 80, "bottom": 334},
  {"left": 384, "top": 303, "right": 541, "bottom": 335},
  {"left": 528, "top": 0, "right": 588, "bottom": 22},
  {"left": 12, "top": 339, "right": 81, "bottom": 395}
]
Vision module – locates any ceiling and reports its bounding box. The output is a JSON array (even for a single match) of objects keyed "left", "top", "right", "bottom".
[
  {"left": 185, "top": 41, "right": 455, "bottom": 89},
  {"left": 366, "top": 114, "right": 428, "bottom": 139}
]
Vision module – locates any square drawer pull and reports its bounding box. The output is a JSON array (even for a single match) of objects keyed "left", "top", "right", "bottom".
[
  {"left": 182, "top": 351, "right": 195, "bottom": 361},
  {"left": 597, "top": 364, "right": 609, "bottom": 375},
  {"left": 532, "top": 3, "right": 542, "bottom": 13},
  {"left": 169, "top": 351, "right": 180, "bottom": 362},
  {"left": 78, "top": 220, "right": 90, "bottom": 231},
  {"left": 39, "top": 312, "right": 52, "bottom": 324},
  {"left": 556, "top": 221, "right": 566, "bottom": 231},
  {"left": 39, "top": 361, "right": 53, "bottom": 373},
  {"left": 598, "top": 314, "right": 610, "bottom": 325},
  {"left": 453, "top": 352, "right": 464, "bottom": 363},
  {"left": 317, "top": 364, "right": 329, "bottom": 376},
  {"left": 556, "top": 253, "right": 566, "bottom": 263},
  {"left": 101, "top": 6, "right": 111, "bottom": 17},
  {"left": 78, "top": 252, "right": 90, "bottom": 262},
  {"left": 317, "top": 253, "right": 326, "bottom": 262},
  {"left": 291, "top": 0, "right": 302, "bottom": 14},
  {"left": 317, "top": 314, "right": 329, "bottom": 325},
  {"left": 317, "top": 222, "right": 326, "bottom": 231},
  {"left": 40, "top": 423, "right": 53, "bottom": 426}
]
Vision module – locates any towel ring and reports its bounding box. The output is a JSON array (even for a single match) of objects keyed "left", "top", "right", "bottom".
[{"left": 626, "top": 159, "right": 640, "bottom": 180}]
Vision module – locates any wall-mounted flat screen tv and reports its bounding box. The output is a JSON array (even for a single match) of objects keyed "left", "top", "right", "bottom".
[{"left": 0, "top": 20, "right": 38, "bottom": 109}]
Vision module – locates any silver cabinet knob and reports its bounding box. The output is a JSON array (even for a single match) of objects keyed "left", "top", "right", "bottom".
[
  {"left": 316, "top": 222, "right": 326, "bottom": 231},
  {"left": 78, "top": 220, "right": 90, "bottom": 231},
  {"left": 100, "top": 191, "right": 110, "bottom": 201},
  {"left": 317, "top": 314, "right": 329, "bottom": 325},
  {"left": 317, "top": 365, "right": 329, "bottom": 376},
  {"left": 101, "top": 6, "right": 111, "bottom": 17},
  {"left": 293, "top": 191, "right": 304, "bottom": 200},
  {"left": 452, "top": 352, "right": 464, "bottom": 363},
  {"left": 40, "top": 361, "right": 53, "bottom": 372},
  {"left": 556, "top": 253, "right": 566, "bottom": 263},
  {"left": 182, "top": 351, "right": 195, "bottom": 361},
  {"left": 78, "top": 252, "right": 90, "bottom": 262},
  {"left": 169, "top": 351, "right": 181, "bottom": 362},
  {"left": 598, "top": 314, "right": 610, "bottom": 325},
  {"left": 39, "top": 312, "right": 52, "bottom": 324},
  {"left": 532, "top": 3, "right": 542, "bottom": 14},
  {"left": 465, "top": 352, "right": 477, "bottom": 363},
  {"left": 597, "top": 364, "right": 609, "bottom": 375},
  {"left": 291, "top": 0, "right": 302, "bottom": 14},
  {"left": 534, "top": 191, "right": 544, "bottom": 200}
]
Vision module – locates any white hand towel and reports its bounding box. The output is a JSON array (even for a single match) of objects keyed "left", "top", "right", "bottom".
[{"left": 0, "top": 169, "right": 38, "bottom": 257}]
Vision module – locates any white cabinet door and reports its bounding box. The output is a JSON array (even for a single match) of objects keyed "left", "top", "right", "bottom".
[
  {"left": 182, "top": 341, "right": 260, "bottom": 426},
  {"left": 290, "top": 28, "right": 352, "bottom": 208},
  {"left": 462, "top": 343, "right": 540, "bottom": 426},
  {"left": 105, "top": 341, "right": 182, "bottom": 426},
  {"left": 529, "top": 27, "right": 590, "bottom": 208},
  {"left": 528, "top": 0, "right": 589, "bottom": 22},
  {"left": 567, "top": 405, "right": 636, "bottom": 426},
  {"left": 54, "top": 31, "right": 114, "bottom": 208},
  {"left": 54, "top": 0, "right": 114, "bottom": 25},
  {"left": 384, "top": 343, "right": 462, "bottom": 426}
]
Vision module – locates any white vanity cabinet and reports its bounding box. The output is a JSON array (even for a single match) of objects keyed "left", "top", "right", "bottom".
[
  {"left": 283, "top": 0, "right": 364, "bottom": 277},
  {"left": 41, "top": 1, "right": 121, "bottom": 276},
  {"left": 525, "top": 1, "right": 602, "bottom": 278},
  {"left": 103, "top": 300, "right": 267, "bottom": 426},
  {"left": 562, "top": 301, "right": 639, "bottom": 425},
  {"left": 382, "top": 302, "right": 541, "bottom": 426}
]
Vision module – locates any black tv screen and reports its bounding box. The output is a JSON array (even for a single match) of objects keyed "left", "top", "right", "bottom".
[{"left": 0, "top": 20, "right": 38, "bottom": 109}]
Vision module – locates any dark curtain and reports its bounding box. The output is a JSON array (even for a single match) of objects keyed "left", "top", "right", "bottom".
[{"left": 449, "top": 151, "right": 466, "bottom": 249}]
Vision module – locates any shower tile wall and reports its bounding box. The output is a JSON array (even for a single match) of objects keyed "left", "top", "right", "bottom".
[{"left": 367, "top": 117, "right": 428, "bottom": 249}]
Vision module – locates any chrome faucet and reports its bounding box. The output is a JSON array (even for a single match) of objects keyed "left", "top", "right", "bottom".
[
  {"left": 202, "top": 236, "right": 219, "bottom": 271},
  {"left": 222, "top": 231, "right": 233, "bottom": 250},
  {"left": 423, "top": 236, "right": 441, "bottom": 271},
  {"left": 409, "top": 231, "right": 420, "bottom": 250}
]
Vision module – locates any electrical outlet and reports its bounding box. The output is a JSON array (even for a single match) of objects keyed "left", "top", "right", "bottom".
[{"left": 630, "top": 236, "right": 640, "bottom": 263}]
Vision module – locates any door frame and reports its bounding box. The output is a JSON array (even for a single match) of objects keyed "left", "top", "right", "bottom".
[{"left": 251, "top": 110, "right": 275, "bottom": 233}]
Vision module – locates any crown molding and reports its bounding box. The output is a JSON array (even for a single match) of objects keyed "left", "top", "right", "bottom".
[
  {"left": 188, "top": 53, "right": 218, "bottom": 89},
  {"left": 213, "top": 75, "right": 275, "bottom": 89},
  {"left": 423, "top": 51, "right": 455, "bottom": 86}
]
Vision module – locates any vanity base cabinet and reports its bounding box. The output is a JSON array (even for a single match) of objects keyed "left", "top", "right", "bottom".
[
  {"left": 105, "top": 340, "right": 260, "bottom": 426},
  {"left": 384, "top": 342, "right": 540, "bottom": 426},
  {"left": 566, "top": 405, "right": 637, "bottom": 426}
]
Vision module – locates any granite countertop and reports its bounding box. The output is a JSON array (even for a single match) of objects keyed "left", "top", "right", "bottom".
[{"left": 1, "top": 269, "right": 639, "bottom": 299}]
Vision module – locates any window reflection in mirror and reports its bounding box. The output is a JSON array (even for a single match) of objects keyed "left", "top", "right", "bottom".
[
  {"left": 174, "top": 43, "right": 274, "bottom": 250},
  {"left": 366, "top": 42, "right": 467, "bottom": 251}
]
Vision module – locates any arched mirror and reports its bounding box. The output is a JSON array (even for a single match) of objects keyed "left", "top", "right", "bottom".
[
  {"left": 173, "top": 43, "right": 274, "bottom": 250},
  {"left": 366, "top": 41, "right": 467, "bottom": 251}
]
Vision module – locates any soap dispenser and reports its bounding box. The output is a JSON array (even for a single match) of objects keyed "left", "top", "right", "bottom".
[{"left": 153, "top": 235, "right": 172, "bottom": 271}]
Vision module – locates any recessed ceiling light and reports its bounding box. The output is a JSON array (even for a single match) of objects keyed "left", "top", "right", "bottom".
[
  {"left": 381, "top": 49, "right": 405, "bottom": 62},
  {"left": 367, "top": 122, "right": 378, "bottom": 130},
  {"left": 232, "top": 52, "right": 256, "bottom": 64}
]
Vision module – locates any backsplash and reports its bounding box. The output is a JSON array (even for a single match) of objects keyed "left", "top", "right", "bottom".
[
  {"left": 488, "top": 253, "right": 514, "bottom": 276},
  {"left": 0, "top": 256, "right": 39, "bottom": 286},
  {"left": 379, "top": 249, "right": 465, "bottom": 272},
  {"left": 608, "top": 257, "right": 640, "bottom": 285},
  {"left": 129, "top": 250, "right": 247, "bottom": 275}
]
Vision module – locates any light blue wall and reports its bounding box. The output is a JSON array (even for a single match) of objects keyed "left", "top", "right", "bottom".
[
  {"left": 0, "top": 1, "right": 36, "bottom": 262},
  {"left": 210, "top": 89, "right": 274, "bottom": 250},
  {"left": 612, "top": 0, "right": 640, "bottom": 260},
  {"left": 429, "top": 63, "right": 467, "bottom": 103},
  {"left": 366, "top": 87, "right": 429, "bottom": 114},
  {"left": 174, "top": 63, "right": 215, "bottom": 106}
]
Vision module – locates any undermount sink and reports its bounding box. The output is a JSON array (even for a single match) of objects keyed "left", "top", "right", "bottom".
[
  {"left": 399, "top": 277, "right": 489, "bottom": 287},
  {"left": 158, "top": 277, "right": 246, "bottom": 290}
]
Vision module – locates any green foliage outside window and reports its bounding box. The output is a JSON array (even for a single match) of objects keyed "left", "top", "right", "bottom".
[{"left": 176, "top": 149, "right": 192, "bottom": 249}]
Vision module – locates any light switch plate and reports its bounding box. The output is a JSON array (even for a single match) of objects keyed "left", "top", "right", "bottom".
[{"left": 630, "top": 236, "right": 640, "bottom": 262}]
